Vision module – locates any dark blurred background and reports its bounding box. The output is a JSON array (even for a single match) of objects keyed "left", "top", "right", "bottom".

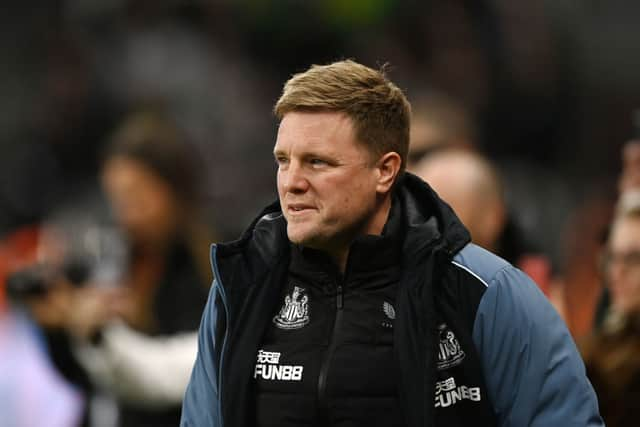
[
  {"left": 2, "top": 0, "right": 640, "bottom": 337},
  {"left": 3, "top": 2, "right": 640, "bottom": 425}
]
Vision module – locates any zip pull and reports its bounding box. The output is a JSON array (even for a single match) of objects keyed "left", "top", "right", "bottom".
[{"left": 336, "top": 284, "right": 343, "bottom": 309}]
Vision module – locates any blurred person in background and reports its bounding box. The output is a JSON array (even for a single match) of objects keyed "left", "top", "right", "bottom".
[
  {"left": 68, "top": 110, "right": 214, "bottom": 427},
  {"left": 98, "top": 110, "right": 212, "bottom": 335},
  {"left": 590, "top": 133, "right": 640, "bottom": 330},
  {"left": 580, "top": 198, "right": 640, "bottom": 426},
  {"left": 412, "top": 147, "right": 555, "bottom": 302},
  {"left": 562, "top": 115, "right": 640, "bottom": 338}
]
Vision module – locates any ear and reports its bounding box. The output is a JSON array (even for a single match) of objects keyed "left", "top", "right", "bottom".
[{"left": 376, "top": 152, "right": 402, "bottom": 194}]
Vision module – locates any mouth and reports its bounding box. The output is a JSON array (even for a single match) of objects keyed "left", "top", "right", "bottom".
[{"left": 287, "top": 204, "right": 315, "bottom": 215}]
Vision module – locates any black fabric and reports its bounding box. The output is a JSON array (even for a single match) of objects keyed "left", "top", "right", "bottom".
[
  {"left": 153, "top": 241, "right": 210, "bottom": 335},
  {"left": 118, "top": 405, "right": 183, "bottom": 427},
  {"left": 218, "top": 208, "right": 291, "bottom": 427},
  {"left": 212, "top": 172, "right": 497, "bottom": 427}
]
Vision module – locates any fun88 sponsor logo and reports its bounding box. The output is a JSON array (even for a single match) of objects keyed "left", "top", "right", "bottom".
[
  {"left": 434, "top": 377, "right": 481, "bottom": 408},
  {"left": 254, "top": 349, "right": 304, "bottom": 381}
]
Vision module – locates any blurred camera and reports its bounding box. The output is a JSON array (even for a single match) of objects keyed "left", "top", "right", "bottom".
[{"left": 6, "top": 258, "right": 90, "bottom": 302}]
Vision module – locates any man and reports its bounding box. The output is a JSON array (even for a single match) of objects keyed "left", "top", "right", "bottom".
[{"left": 181, "top": 60, "right": 603, "bottom": 426}]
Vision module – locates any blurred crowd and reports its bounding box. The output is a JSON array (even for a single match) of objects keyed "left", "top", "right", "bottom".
[{"left": 2, "top": 1, "right": 640, "bottom": 426}]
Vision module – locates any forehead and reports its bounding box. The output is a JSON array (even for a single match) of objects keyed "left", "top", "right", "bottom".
[{"left": 274, "top": 111, "right": 362, "bottom": 152}]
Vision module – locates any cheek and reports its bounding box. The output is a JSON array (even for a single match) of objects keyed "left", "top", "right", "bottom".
[
  {"left": 276, "top": 172, "right": 287, "bottom": 196},
  {"left": 276, "top": 179, "right": 285, "bottom": 197},
  {"left": 337, "top": 184, "right": 373, "bottom": 214}
]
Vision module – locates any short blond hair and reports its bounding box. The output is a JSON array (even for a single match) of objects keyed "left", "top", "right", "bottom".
[{"left": 274, "top": 60, "right": 412, "bottom": 173}]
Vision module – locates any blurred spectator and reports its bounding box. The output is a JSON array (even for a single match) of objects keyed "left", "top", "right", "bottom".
[
  {"left": 593, "top": 136, "right": 640, "bottom": 329},
  {"left": 412, "top": 147, "right": 554, "bottom": 299},
  {"left": 580, "top": 198, "right": 640, "bottom": 426},
  {"left": 68, "top": 110, "right": 214, "bottom": 427},
  {"left": 99, "top": 110, "right": 213, "bottom": 333}
]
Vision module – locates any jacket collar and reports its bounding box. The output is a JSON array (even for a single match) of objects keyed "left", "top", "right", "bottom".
[{"left": 397, "top": 172, "right": 470, "bottom": 258}]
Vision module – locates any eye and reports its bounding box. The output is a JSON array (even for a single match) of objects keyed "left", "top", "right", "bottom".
[
  {"left": 275, "top": 156, "right": 289, "bottom": 167},
  {"left": 309, "top": 158, "right": 328, "bottom": 167}
]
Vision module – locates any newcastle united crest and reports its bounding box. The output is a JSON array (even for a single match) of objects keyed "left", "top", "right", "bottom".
[
  {"left": 273, "top": 286, "right": 310, "bottom": 330},
  {"left": 436, "top": 323, "right": 466, "bottom": 370}
]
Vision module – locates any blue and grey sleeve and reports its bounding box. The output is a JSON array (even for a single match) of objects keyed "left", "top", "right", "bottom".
[
  {"left": 472, "top": 266, "right": 604, "bottom": 427},
  {"left": 181, "top": 281, "right": 222, "bottom": 427}
]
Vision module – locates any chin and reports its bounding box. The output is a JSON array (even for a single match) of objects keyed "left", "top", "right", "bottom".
[
  {"left": 286, "top": 227, "right": 311, "bottom": 245},
  {"left": 287, "top": 228, "right": 322, "bottom": 249}
]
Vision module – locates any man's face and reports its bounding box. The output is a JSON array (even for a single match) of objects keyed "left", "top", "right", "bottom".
[
  {"left": 605, "top": 215, "right": 640, "bottom": 314},
  {"left": 274, "top": 111, "right": 383, "bottom": 254}
]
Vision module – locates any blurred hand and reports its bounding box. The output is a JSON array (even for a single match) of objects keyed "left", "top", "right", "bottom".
[{"left": 66, "top": 286, "right": 130, "bottom": 340}]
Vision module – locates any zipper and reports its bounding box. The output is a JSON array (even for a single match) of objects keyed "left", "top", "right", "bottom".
[
  {"left": 317, "top": 281, "right": 344, "bottom": 420},
  {"left": 210, "top": 245, "right": 229, "bottom": 427}
]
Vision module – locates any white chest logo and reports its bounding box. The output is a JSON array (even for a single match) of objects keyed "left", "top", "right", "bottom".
[
  {"left": 436, "top": 323, "right": 466, "bottom": 370},
  {"left": 273, "top": 286, "right": 310, "bottom": 330},
  {"left": 383, "top": 301, "right": 396, "bottom": 320},
  {"left": 382, "top": 301, "right": 395, "bottom": 329},
  {"left": 254, "top": 349, "right": 304, "bottom": 381}
]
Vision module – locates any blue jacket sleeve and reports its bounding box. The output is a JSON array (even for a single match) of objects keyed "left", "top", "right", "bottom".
[
  {"left": 472, "top": 266, "right": 604, "bottom": 427},
  {"left": 181, "top": 281, "right": 223, "bottom": 427}
]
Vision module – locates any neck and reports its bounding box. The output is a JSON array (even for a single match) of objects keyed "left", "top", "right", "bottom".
[
  {"left": 334, "top": 248, "right": 350, "bottom": 274},
  {"left": 332, "top": 196, "right": 393, "bottom": 273}
]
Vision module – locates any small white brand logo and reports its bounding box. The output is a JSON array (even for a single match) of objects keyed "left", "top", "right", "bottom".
[
  {"left": 383, "top": 301, "right": 396, "bottom": 319},
  {"left": 434, "top": 376, "right": 481, "bottom": 407},
  {"left": 436, "top": 323, "right": 466, "bottom": 370},
  {"left": 273, "top": 286, "right": 310, "bottom": 330},
  {"left": 254, "top": 349, "right": 304, "bottom": 381},
  {"left": 382, "top": 301, "right": 395, "bottom": 329}
]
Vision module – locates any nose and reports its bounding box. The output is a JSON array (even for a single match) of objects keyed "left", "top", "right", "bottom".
[{"left": 279, "top": 160, "right": 309, "bottom": 194}]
